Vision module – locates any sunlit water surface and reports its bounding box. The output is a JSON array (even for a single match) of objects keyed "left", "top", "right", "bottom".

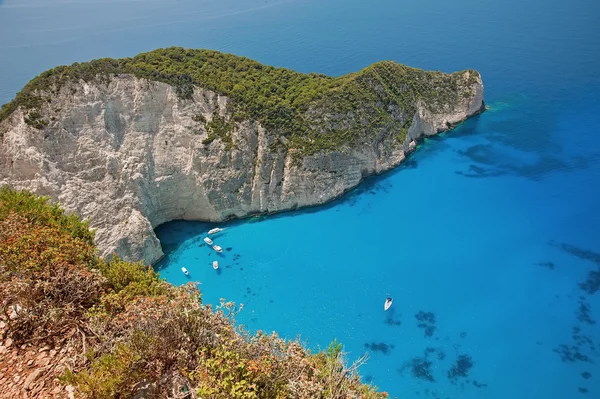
[{"left": 1, "top": 0, "right": 599, "bottom": 397}]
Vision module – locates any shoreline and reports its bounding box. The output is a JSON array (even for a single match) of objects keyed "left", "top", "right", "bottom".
[{"left": 151, "top": 103, "right": 487, "bottom": 267}]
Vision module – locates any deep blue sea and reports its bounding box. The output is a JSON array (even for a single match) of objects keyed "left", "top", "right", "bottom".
[{"left": 2, "top": 0, "right": 599, "bottom": 397}]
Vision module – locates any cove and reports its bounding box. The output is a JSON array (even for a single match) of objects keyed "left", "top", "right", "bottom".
[
  {"left": 1, "top": 0, "right": 599, "bottom": 397},
  {"left": 156, "top": 95, "right": 600, "bottom": 397}
]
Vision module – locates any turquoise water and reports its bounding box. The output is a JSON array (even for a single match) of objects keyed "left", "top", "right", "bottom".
[{"left": 2, "top": 0, "right": 600, "bottom": 397}]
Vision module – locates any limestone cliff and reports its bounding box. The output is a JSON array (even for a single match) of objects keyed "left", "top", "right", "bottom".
[{"left": 0, "top": 48, "right": 484, "bottom": 264}]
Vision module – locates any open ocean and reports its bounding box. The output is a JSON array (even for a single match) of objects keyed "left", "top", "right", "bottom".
[{"left": 1, "top": 0, "right": 599, "bottom": 397}]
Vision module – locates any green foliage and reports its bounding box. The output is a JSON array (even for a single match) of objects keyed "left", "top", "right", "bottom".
[
  {"left": 203, "top": 113, "right": 236, "bottom": 149},
  {"left": 0, "top": 58, "right": 122, "bottom": 130},
  {"left": 192, "top": 113, "right": 207, "bottom": 123},
  {"left": 326, "top": 339, "right": 342, "bottom": 360},
  {"left": 0, "top": 185, "right": 95, "bottom": 245},
  {"left": 0, "top": 187, "right": 389, "bottom": 398},
  {"left": 195, "top": 342, "right": 262, "bottom": 399},
  {"left": 23, "top": 110, "right": 49, "bottom": 129},
  {"left": 66, "top": 337, "right": 147, "bottom": 399},
  {"left": 0, "top": 188, "right": 103, "bottom": 344},
  {"left": 0, "top": 47, "right": 479, "bottom": 153},
  {"left": 95, "top": 257, "right": 167, "bottom": 314},
  {"left": 99, "top": 257, "right": 164, "bottom": 294}
]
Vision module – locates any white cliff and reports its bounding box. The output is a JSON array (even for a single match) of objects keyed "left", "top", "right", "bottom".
[{"left": 0, "top": 67, "right": 483, "bottom": 264}]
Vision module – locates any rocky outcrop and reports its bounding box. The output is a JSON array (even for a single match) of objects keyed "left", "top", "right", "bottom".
[{"left": 0, "top": 69, "right": 483, "bottom": 264}]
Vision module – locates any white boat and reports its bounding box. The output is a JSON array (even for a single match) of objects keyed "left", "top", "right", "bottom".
[
  {"left": 181, "top": 267, "right": 189, "bottom": 276},
  {"left": 213, "top": 260, "right": 219, "bottom": 270},
  {"left": 212, "top": 245, "right": 223, "bottom": 253},
  {"left": 207, "top": 227, "right": 224, "bottom": 235},
  {"left": 384, "top": 297, "right": 393, "bottom": 311},
  {"left": 203, "top": 237, "right": 213, "bottom": 245}
]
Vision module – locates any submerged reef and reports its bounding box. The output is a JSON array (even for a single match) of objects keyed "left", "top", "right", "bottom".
[{"left": 415, "top": 311, "right": 437, "bottom": 337}]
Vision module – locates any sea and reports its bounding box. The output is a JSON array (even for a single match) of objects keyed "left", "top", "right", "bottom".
[{"left": 1, "top": 0, "right": 599, "bottom": 397}]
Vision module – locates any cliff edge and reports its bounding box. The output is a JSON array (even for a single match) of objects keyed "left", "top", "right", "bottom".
[{"left": 0, "top": 48, "right": 484, "bottom": 264}]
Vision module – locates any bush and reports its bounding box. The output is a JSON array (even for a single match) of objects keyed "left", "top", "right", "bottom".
[
  {"left": 203, "top": 113, "right": 235, "bottom": 149},
  {"left": 0, "top": 212, "right": 103, "bottom": 344},
  {"left": 0, "top": 48, "right": 478, "bottom": 153},
  {"left": 62, "top": 337, "right": 147, "bottom": 399},
  {"left": 1, "top": 187, "right": 388, "bottom": 398},
  {"left": 93, "top": 257, "right": 167, "bottom": 315},
  {"left": 0, "top": 185, "right": 95, "bottom": 244}
]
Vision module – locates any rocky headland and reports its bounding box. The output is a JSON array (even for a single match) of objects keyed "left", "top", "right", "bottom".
[{"left": 0, "top": 48, "right": 484, "bottom": 264}]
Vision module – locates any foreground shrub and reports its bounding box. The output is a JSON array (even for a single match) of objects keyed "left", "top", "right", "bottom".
[
  {"left": 0, "top": 187, "right": 388, "bottom": 398},
  {"left": 0, "top": 185, "right": 94, "bottom": 244},
  {"left": 95, "top": 257, "right": 168, "bottom": 314},
  {"left": 0, "top": 212, "right": 103, "bottom": 344}
]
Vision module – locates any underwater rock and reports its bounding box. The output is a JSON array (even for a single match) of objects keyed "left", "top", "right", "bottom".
[
  {"left": 448, "top": 354, "right": 474, "bottom": 381},
  {"left": 364, "top": 342, "right": 395, "bottom": 355},
  {"left": 535, "top": 261, "right": 556, "bottom": 270},
  {"left": 415, "top": 311, "right": 437, "bottom": 337},
  {"left": 409, "top": 357, "right": 435, "bottom": 382},
  {"left": 581, "top": 371, "right": 592, "bottom": 379},
  {"left": 553, "top": 344, "right": 592, "bottom": 363},
  {"left": 473, "top": 380, "right": 488, "bottom": 388}
]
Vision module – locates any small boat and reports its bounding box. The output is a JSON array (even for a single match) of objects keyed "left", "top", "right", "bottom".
[
  {"left": 203, "top": 237, "right": 213, "bottom": 245},
  {"left": 384, "top": 297, "right": 393, "bottom": 311},
  {"left": 207, "top": 227, "right": 224, "bottom": 235},
  {"left": 213, "top": 260, "right": 219, "bottom": 270},
  {"left": 212, "top": 245, "right": 223, "bottom": 253},
  {"left": 181, "top": 267, "right": 189, "bottom": 276}
]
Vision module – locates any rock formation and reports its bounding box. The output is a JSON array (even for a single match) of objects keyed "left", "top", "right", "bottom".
[{"left": 0, "top": 48, "right": 484, "bottom": 264}]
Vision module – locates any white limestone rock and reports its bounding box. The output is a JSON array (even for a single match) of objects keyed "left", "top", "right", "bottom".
[{"left": 0, "top": 73, "right": 484, "bottom": 264}]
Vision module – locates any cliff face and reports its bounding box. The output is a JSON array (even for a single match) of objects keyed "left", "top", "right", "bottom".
[{"left": 0, "top": 55, "right": 483, "bottom": 264}]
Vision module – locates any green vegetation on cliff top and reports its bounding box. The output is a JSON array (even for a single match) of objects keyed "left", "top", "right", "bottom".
[
  {"left": 0, "top": 186, "right": 388, "bottom": 398},
  {"left": 0, "top": 47, "right": 480, "bottom": 154}
]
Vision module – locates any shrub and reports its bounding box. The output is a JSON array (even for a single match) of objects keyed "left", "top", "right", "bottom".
[
  {"left": 203, "top": 113, "right": 235, "bottom": 149},
  {"left": 0, "top": 185, "right": 95, "bottom": 244},
  {"left": 62, "top": 337, "right": 147, "bottom": 399},
  {"left": 0, "top": 187, "right": 388, "bottom": 398},
  {"left": 0, "top": 213, "right": 103, "bottom": 344},
  {"left": 0, "top": 48, "right": 477, "bottom": 154}
]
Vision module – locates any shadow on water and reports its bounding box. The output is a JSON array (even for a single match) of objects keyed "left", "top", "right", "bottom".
[
  {"left": 384, "top": 307, "right": 402, "bottom": 326},
  {"left": 223, "top": 117, "right": 487, "bottom": 226},
  {"left": 154, "top": 114, "right": 483, "bottom": 259},
  {"left": 155, "top": 160, "right": 407, "bottom": 262},
  {"left": 157, "top": 97, "right": 592, "bottom": 266},
  {"left": 155, "top": 220, "right": 212, "bottom": 267},
  {"left": 442, "top": 111, "right": 486, "bottom": 139},
  {"left": 157, "top": 99, "right": 595, "bottom": 258}
]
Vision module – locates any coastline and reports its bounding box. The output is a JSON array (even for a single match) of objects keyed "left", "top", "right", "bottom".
[{"left": 153, "top": 102, "right": 487, "bottom": 266}]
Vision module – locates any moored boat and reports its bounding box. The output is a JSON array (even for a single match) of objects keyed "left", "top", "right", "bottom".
[
  {"left": 208, "top": 227, "right": 224, "bottom": 235},
  {"left": 203, "top": 237, "right": 213, "bottom": 245},
  {"left": 384, "top": 297, "right": 393, "bottom": 311},
  {"left": 213, "top": 260, "right": 219, "bottom": 270},
  {"left": 181, "top": 267, "right": 189, "bottom": 276},
  {"left": 212, "top": 245, "right": 223, "bottom": 253}
]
